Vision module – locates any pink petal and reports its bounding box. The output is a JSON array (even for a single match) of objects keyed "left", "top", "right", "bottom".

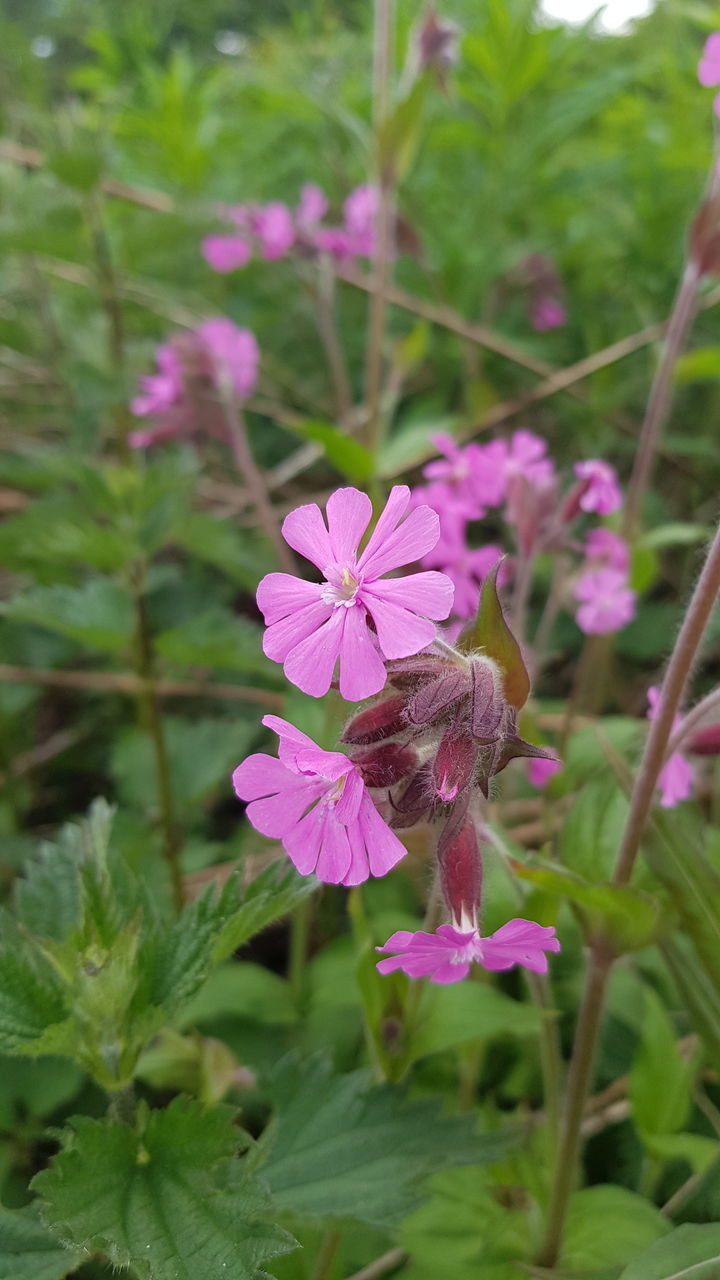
[
  {"left": 232, "top": 753, "right": 295, "bottom": 800},
  {"left": 283, "top": 608, "right": 344, "bottom": 697},
  {"left": 365, "top": 571, "right": 454, "bottom": 621},
  {"left": 431, "top": 961, "right": 470, "bottom": 984},
  {"left": 257, "top": 573, "right": 324, "bottom": 626},
  {"left": 342, "top": 820, "right": 371, "bottom": 886},
  {"left": 246, "top": 779, "right": 324, "bottom": 838},
  {"left": 359, "top": 494, "right": 440, "bottom": 579},
  {"left": 357, "top": 793, "right": 407, "bottom": 877},
  {"left": 295, "top": 746, "right": 353, "bottom": 782},
  {"left": 325, "top": 488, "right": 372, "bottom": 564},
  {"left": 261, "top": 715, "right": 317, "bottom": 769},
  {"left": 263, "top": 600, "right": 334, "bottom": 663},
  {"left": 283, "top": 803, "right": 325, "bottom": 876},
  {"left": 480, "top": 919, "right": 560, "bottom": 973},
  {"left": 338, "top": 606, "right": 388, "bottom": 701},
  {"left": 314, "top": 815, "right": 353, "bottom": 883},
  {"left": 201, "top": 234, "right": 252, "bottom": 272},
  {"left": 363, "top": 592, "right": 438, "bottom": 660},
  {"left": 281, "top": 503, "right": 333, "bottom": 571},
  {"left": 333, "top": 766, "right": 365, "bottom": 825}
]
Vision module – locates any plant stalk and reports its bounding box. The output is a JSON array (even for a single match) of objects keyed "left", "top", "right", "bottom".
[
  {"left": 222, "top": 393, "right": 296, "bottom": 575},
  {"left": 363, "top": 0, "right": 395, "bottom": 456}
]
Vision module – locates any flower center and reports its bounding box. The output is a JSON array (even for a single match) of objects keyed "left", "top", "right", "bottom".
[
  {"left": 321, "top": 565, "right": 361, "bottom": 608},
  {"left": 324, "top": 774, "right": 347, "bottom": 808}
]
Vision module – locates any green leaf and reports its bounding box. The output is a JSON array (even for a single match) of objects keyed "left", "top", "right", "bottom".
[
  {"left": 260, "top": 1056, "right": 517, "bottom": 1226},
  {"left": 561, "top": 1185, "right": 670, "bottom": 1270},
  {"left": 378, "top": 78, "right": 428, "bottom": 182},
  {"left": 32, "top": 1097, "right": 296, "bottom": 1280},
  {"left": 286, "top": 420, "right": 375, "bottom": 484},
  {"left": 618, "top": 1222, "right": 720, "bottom": 1279},
  {"left": 674, "top": 347, "right": 720, "bottom": 383},
  {"left": 559, "top": 780, "right": 630, "bottom": 880},
  {"left": 0, "top": 929, "right": 69, "bottom": 1055},
  {"left": 406, "top": 979, "right": 545, "bottom": 1063},
  {"left": 458, "top": 564, "right": 530, "bottom": 708},
  {"left": 400, "top": 1166, "right": 531, "bottom": 1280},
  {"left": 0, "top": 1055, "right": 83, "bottom": 1129},
  {"left": 629, "top": 989, "right": 695, "bottom": 1139},
  {"left": 47, "top": 143, "right": 104, "bottom": 192},
  {"left": 154, "top": 608, "right": 277, "bottom": 677},
  {"left": 640, "top": 523, "right": 708, "bottom": 550},
  {"left": 212, "top": 860, "right": 317, "bottom": 961},
  {"left": 173, "top": 513, "right": 274, "bottom": 590},
  {"left": 177, "top": 962, "right": 298, "bottom": 1030},
  {"left": 2, "top": 580, "right": 134, "bottom": 653},
  {"left": 0, "top": 1203, "right": 83, "bottom": 1280},
  {"left": 377, "top": 416, "right": 460, "bottom": 478},
  {"left": 111, "top": 716, "right": 258, "bottom": 816},
  {"left": 513, "top": 860, "right": 663, "bottom": 953}
]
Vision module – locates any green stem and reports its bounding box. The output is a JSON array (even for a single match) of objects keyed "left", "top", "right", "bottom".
[
  {"left": 311, "top": 1230, "right": 342, "bottom": 1280},
  {"left": 363, "top": 0, "right": 395, "bottom": 456}
]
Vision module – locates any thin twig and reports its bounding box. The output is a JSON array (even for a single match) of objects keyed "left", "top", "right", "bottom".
[
  {"left": 222, "top": 394, "right": 296, "bottom": 575},
  {"left": 363, "top": 0, "right": 395, "bottom": 455},
  {"left": 0, "top": 664, "right": 285, "bottom": 708},
  {"left": 343, "top": 1248, "right": 408, "bottom": 1280},
  {"left": 667, "top": 684, "right": 720, "bottom": 757}
]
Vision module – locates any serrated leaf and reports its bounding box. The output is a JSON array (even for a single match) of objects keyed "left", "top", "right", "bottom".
[
  {"left": 0, "top": 1203, "right": 83, "bottom": 1280},
  {"left": 406, "top": 978, "right": 545, "bottom": 1063},
  {"left": 213, "top": 860, "right": 317, "bottom": 962},
  {"left": 0, "top": 931, "right": 69, "bottom": 1055},
  {"left": 618, "top": 1222, "right": 720, "bottom": 1279},
  {"left": 32, "top": 1098, "right": 296, "bottom": 1280},
  {"left": 2, "top": 579, "right": 134, "bottom": 652},
  {"left": 261, "top": 1056, "right": 517, "bottom": 1226},
  {"left": 458, "top": 564, "right": 530, "bottom": 709}
]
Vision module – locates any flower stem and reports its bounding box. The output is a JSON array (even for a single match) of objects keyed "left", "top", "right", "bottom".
[
  {"left": 311, "top": 1230, "right": 342, "bottom": 1280},
  {"left": 537, "top": 519, "right": 720, "bottom": 1267},
  {"left": 314, "top": 262, "right": 353, "bottom": 424},
  {"left": 222, "top": 394, "right": 296, "bottom": 575},
  {"left": 363, "top": 0, "right": 395, "bottom": 457},
  {"left": 622, "top": 261, "right": 701, "bottom": 537}
]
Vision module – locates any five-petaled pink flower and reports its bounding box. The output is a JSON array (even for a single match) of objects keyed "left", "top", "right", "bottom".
[
  {"left": 574, "top": 568, "right": 636, "bottom": 635},
  {"left": 647, "top": 686, "right": 694, "bottom": 808},
  {"left": 573, "top": 460, "right": 622, "bottom": 516},
  {"left": 376, "top": 919, "right": 560, "bottom": 984},
  {"left": 233, "top": 715, "right": 407, "bottom": 885},
  {"left": 257, "top": 486, "right": 454, "bottom": 701}
]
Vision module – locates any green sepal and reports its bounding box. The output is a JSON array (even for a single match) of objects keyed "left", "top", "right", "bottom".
[{"left": 457, "top": 563, "right": 530, "bottom": 708}]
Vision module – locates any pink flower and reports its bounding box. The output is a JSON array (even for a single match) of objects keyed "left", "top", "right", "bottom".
[
  {"left": 376, "top": 919, "right": 560, "bottom": 984},
  {"left": 574, "top": 568, "right": 636, "bottom": 635},
  {"left": 201, "top": 234, "right": 252, "bottom": 273},
  {"left": 504, "top": 430, "right": 555, "bottom": 490},
  {"left": 423, "top": 436, "right": 507, "bottom": 514},
  {"left": 131, "top": 343, "right": 183, "bottom": 418},
  {"left": 343, "top": 184, "right": 379, "bottom": 257},
  {"left": 257, "top": 486, "right": 454, "bottom": 701},
  {"left": 296, "top": 183, "right": 328, "bottom": 230},
  {"left": 528, "top": 757, "right": 562, "bottom": 788},
  {"left": 195, "top": 319, "right": 259, "bottom": 400},
  {"left": 584, "top": 528, "right": 629, "bottom": 574},
  {"left": 574, "top": 460, "right": 622, "bottom": 516},
  {"left": 647, "top": 686, "right": 694, "bottom": 808},
  {"left": 531, "top": 299, "right": 566, "bottom": 332},
  {"left": 698, "top": 33, "right": 720, "bottom": 86},
  {"left": 233, "top": 715, "right": 407, "bottom": 886},
  {"left": 253, "top": 202, "right": 295, "bottom": 260}
]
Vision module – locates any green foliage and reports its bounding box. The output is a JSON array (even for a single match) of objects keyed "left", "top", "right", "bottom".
[
  {"left": 561, "top": 1185, "right": 670, "bottom": 1270},
  {"left": 32, "top": 1098, "right": 296, "bottom": 1280},
  {"left": 618, "top": 1223, "right": 720, "bottom": 1279},
  {"left": 0, "top": 1204, "right": 83, "bottom": 1280}
]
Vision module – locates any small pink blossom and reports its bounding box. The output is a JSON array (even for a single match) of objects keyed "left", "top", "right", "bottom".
[
  {"left": 343, "top": 183, "right": 379, "bottom": 257},
  {"left": 584, "top": 528, "right": 629, "bottom": 574},
  {"left": 195, "top": 319, "right": 259, "bottom": 400},
  {"left": 698, "top": 33, "right": 720, "bottom": 86},
  {"left": 528, "top": 757, "right": 562, "bottom": 789},
  {"left": 296, "top": 183, "right": 328, "bottom": 230},
  {"left": 376, "top": 919, "right": 560, "bottom": 984},
  {"left": 252, "top": 202, "right": 295, "bottom": 260},
  {"left": 574, "top": 460, "right": 622, "bottom": 516},
  {"left": 201, "top": 234, "right": 252, "bottom": 273},
  {"left": 574, "top": 568, "right": 636, "bottom": 635},
  {"left": 257, "top": 486, "right": 454, "bottom": 701},
  {"left": 503, "top": 430, "right": 555, "bottom": 490},
  {"left": 130, "top": 343, "right": 183, "bottom": 418},
  {"left": 531, "top": 299, "right": 566, "bottom": 332},
  {"left": 233, "top": 715, "right": 407, "bottom": 886},
  {"left": 647, "top": 686, "right": 694, "bottom": 808}
]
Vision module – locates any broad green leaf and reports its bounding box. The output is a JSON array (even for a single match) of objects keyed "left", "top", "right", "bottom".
[
  {"left": 261, "top": 1056, "right": 517, "bottom": 1226},
  {"left": 111, "top": 716, "right": 258, "bottom": 816},
  {"left": 640, "top": 522, "right": 708, "bottom": 550},
  {"left": 173, "top": 513, "right": 274, "bottom": 589},
  {"left": 0, "top": 1055, "right": 83, "bottom": 1129},
  {"left": 2, "top": 579, "right": 134, "bottom": 653},
  {"left": 562, "top": 1185, "right": 670, "bottom": 1270},
  {"left": 406, "top": 978, "right": 545, "bottom": 1063},
  {"left": 154, "top": 609, "right": 276, "bottom": 676},
  {"left": 629, "top": 989, "right": 695, "bottom": 1139},
  {"left": 458, "top": 564, "right": 530, "bottom": 708},
  {"left": 47, "top": 142, "right": 104, "bottom": 192},
  {"left": 674, "top": 346, "right": 720, "bottom": 383},
  {"left": 286, "top": 420, "right": 375, "bottom": 484},
  {"left": 32, "top": 1098, "right": 296, "bottom": 1280},
  {"left": 177, "top": 962, "right": 298, "bottom": 1030},
  {"left": 618, "top": 1222, "right": 720, "bottom": 1279},
  {"left": 0, "top": 929, "right": 69, "bottom": 1055},
  {"left": 559, "top": 780, "right": 630, "bottom": 880},
  {"left": 513, "top": 860, "right": 663, "bottom": 953},
  {"left": 378, "top": 78, "right": 428, "bottom": 182},
  {"left": 400, "top": 1166, "right": 531, "bottom": 1280},
  {"left": 0, "top": 1204, "right": 83, "bottom": 1280}
]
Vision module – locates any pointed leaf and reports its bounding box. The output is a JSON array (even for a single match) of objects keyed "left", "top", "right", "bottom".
[
  {"left": 458, "top": 565, "right": 530, "bottom": 709},
  {"left": 0, "top": 1204, "right": 82, "bottom": 1280},
  {"left": 618, "top": 1222, "right": 720, "bottom": 1279}
]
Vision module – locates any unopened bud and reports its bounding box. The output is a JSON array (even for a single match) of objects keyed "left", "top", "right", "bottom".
[
  {"left": 406, "top": 666, "right": 470, "bottom": 726},
  {"left": 687, "top": 724, "right": 720, "bottom": 756},
  {"left": 415, "top": 9, "right": 461, "bottom": 78},
  {"left": 341, "top": 695, "right": 407, "bottom": 745},
  {"left": 354, "top": 742, "right": 419, "bottom": 788},
  {"left": 389, "top": 765, "right": 432, "bottom": 828},
  {"left": 432, "top": 730, "right": 477, "bottom": 802},
  {"left": 561, "top": 478, "right": 592, "bottom": 525},
  {"left": 437, "top": 805, "right": 482, "bottom": 929},
  {"left": 471, "top": 660, "right": 504, "bottom": 742}
]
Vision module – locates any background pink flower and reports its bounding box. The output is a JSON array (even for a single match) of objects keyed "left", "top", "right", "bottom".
[
  {"left": 531, "top": 299, "right": 566, "bottom": 332},
  {"left": 257, "top": 486, "right": 454, "bottom": 701},
  {"left": 201, "top": 234, "right": 252, "bottom": 272},
  {"left": 584, "top": 528, "right": 629, "bottom": 573},
  {"left": 647, "top": 686, "right": 694, "bottom": 808},
  {"left": 196, "top": 319, "right": 260, "bottom": 400},
  {"left": 233, "top": 715, "right": 407, "bottom": 885},
  {"left": 574, "top": 568, "right": 636, "bottom": 634},
  {"left": 528, "top": 757, "right": 562, "bottom": 788},
  {"left": 376, "top": 919, "right": 560, "bottom": 984},
  {"left": 574, "top": 460, "right": 622, "bottom": 515},
  {"left": 698, "top": 33, "right": 720, "bottom": 86}
]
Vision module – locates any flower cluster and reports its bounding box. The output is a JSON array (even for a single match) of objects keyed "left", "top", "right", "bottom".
[
  {"left": 202, "top": 183, "right": 379, "bottom": 274},
  {"left": 411, "top": 430, "right": 635, "bottom": 636},
  {"left": 129, "top": 318, "right": 259, "bottom": 449},
  {"left": 234, "top": 484, "right": 561, "bottom": 985}
]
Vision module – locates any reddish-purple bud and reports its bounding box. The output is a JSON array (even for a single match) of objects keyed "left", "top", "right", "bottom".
[
  {"left": 471, "top": 661, "right": 504, "bottom": 743},
  {"left": 341, "top": 696, "right": 407, "bottom": 745},
  {"left": 687, "top": 724, "right": 720, "bottom": 756},
  {"left": 432, "top": 731, "right": 477, "bottom": 802},
  {"left": 406, "top": 667, "right": 470, "bottom": 727},
  {"left": 560, "top": 478, "right": 592, "bottom": 525},
  {"left": 389, "top": 766, "right": 432, "bottom": 827},
  {"left": 437, "top": 805, "right": 482, "bottom": 929},
  {"left": 353, "top": 742, "right": 419, "bottom": 788},
  {"left": 415, "top": 9, "right": 461, "bottom": 78}
]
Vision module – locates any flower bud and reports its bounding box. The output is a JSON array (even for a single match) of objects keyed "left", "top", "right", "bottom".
[
  {"left": 415, "top": 10, "right": 461, "bottom": 79},
  {"left": 389, "top": 765, "right": 432, "bottom": 828},
  {"left": 686, "top": 723, "right": 720, "bottom": 756},
  {"left": 432, "top": 731, "right": 477, "bottom": 803},
  {"left": 437, "top": 805, "right": 482, "bottom": 929},
  {"left": 353, "top": 742, "right": 419, "bottom": 788},
  {"left": 341, "top": 695, "right": 407, "bottom": 745},
  {"left": 470, "top": 660, "right": 504, "bottom": 743},
  {"left": 405, "top": 667, "right": 470, "bottom": 727}
]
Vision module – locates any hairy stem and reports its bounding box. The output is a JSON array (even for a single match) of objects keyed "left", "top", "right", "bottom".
[
  {"left": 131, "top": 572, "right": 184, "bottom": 911},
  {"left": 363, "top": 0, "right": 395, "bottom": 455},
  {"left": 538, "top": 519, "right": 720, "bottom": 1267},
  {"left": 622, "top": 261, "right": 701, "bottom": 536},
  {"left": 222, "top": 393, "right": 296, "bottom": 575},
  {"left": 666, "top": 683, "right": 720, "bottom": 757}
]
